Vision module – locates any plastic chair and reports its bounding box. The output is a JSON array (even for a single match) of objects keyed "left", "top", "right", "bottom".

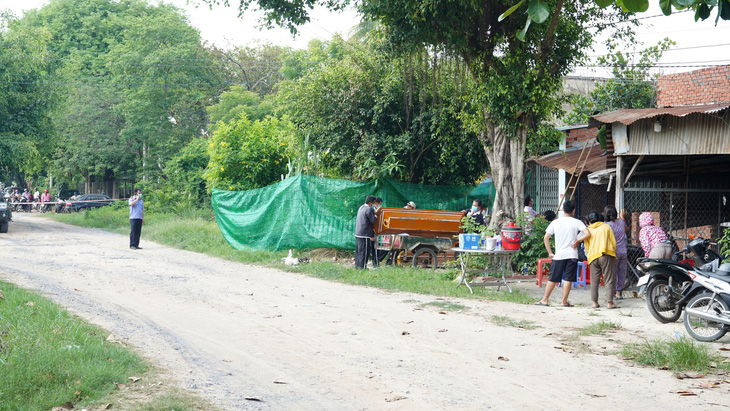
[{"left": 536, "top": 258, "right": 552, "bottom": 287}]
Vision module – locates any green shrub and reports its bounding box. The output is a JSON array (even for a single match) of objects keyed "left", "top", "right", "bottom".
[
  {"left": 512, "top": 215, "right": 553, "bottom": 274},
  {"left": 204, "top": 114, "right": 294, "bottom": 191}
]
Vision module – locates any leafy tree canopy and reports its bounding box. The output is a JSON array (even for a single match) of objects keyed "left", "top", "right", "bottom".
[
  {"left": 564, "top": 38, "right": 675, "bottom": 125},
  {"left": 13, "top": 0, "right": 226, "bottom": 187},
  {"left": 0, "top": 18, "right": 58, "bottom": 180},
  {"left": 275, "top": 34, "right": 488, "bottom": 185}
]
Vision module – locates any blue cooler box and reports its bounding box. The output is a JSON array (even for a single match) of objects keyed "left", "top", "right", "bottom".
[{"left": 459, "top": 233, "right": 480, "bottom": 250}]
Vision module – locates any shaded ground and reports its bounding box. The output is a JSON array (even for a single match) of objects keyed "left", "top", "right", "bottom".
[{"left": 2, "top": 213, "right": 729, "bottom": 410}]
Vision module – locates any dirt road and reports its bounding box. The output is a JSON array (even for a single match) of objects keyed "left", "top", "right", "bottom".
[{"left": 2, "top": 213, "right": 729, "bottom": 410}]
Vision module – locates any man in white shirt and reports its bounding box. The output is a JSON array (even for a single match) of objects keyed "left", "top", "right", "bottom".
[{"left": 535, "top": 200, "right": 588, "bottom": 307}]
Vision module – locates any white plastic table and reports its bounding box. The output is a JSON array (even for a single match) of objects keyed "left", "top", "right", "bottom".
[{"left": 451, "top": 247, "right": 519, "bottom": 293}]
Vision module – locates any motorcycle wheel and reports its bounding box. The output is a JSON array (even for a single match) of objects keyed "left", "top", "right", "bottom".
[
  {"left": 683, "top": 292, "right": 729, "bottom": 342},
  {"left": 646, "top": 279, "right": 683, "bottom": 323}
]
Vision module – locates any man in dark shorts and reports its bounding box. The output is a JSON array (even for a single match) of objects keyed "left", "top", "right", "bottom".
[{"left": 536, "top": 200, "right": 588, "bottom": 307}]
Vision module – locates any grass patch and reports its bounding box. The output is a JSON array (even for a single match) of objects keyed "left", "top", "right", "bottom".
[
  {"left": 491, "top": 315, "right": 539, "bottom": 330},
  {"left": 0, "top": 281, "right": 146, "bottom": 409},
  {"left": 0, "top": 281, "right": 213, "bottom": 410},
  {"left": 422, "top": 301, "right": 467, "bottom": 311},
  {"left": 622, "top": 337, "right": 730, "bottom": 373},
  {"left": 578, "top": 320, "right": 622, "bottom": 336},
  {"left": 134, "top": 389, "right": 215, "bottom": 411}
]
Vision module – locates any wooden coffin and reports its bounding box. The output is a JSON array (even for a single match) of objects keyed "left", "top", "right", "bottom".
[{"left": 374, "top": 208, "right": 463, "bottom": 238}]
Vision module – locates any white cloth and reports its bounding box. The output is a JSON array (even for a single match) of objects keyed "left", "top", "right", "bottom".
[{"left": 545, "top": 216, "right": 586, "bottom": 260}]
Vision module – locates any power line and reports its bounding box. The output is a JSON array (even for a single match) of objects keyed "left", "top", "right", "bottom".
[{"left": 587, "top": 42, "right": 730, "bottom": 58}]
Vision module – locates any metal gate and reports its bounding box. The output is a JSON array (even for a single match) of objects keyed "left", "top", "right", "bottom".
[
  {"left": 526, "top": 162, "right": 559, "bottom": 214},
  {"left": 624, "top": 181, "right": 730, "bottom": 248}
]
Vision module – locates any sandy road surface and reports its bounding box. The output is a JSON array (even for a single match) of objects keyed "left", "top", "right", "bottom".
[{"left": 2, "top": 213, "right": 730, "bottom": 410}]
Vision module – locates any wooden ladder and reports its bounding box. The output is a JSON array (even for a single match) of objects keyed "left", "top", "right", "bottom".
[{"left": 557, "top": 143, "right": 595, "bottom": 211}]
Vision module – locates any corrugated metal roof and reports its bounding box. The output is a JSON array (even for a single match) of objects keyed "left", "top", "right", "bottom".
[
  {"left": 556, "top": 123, "right": 589, "bottom": 131},
  {"left": 535, "top": 143, "right": 609, "bottom": 174},
  {"left": 589, "top": 102, "right": 730, "bottom": 127},
  {"left": 623, "top": 116, "right": 730, "bottom": 155}
]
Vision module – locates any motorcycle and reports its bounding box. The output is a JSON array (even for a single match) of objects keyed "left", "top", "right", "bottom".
[
  {"left": 636, "top": 237, "right": 722, "bottom": 323},
  {"left": 683, "top": 263, "right": 730, "bottom": 342}
]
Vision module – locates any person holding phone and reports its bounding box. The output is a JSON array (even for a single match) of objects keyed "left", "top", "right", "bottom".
[{"left": 128, "top": 188, "right": 144, "bottom": 250}]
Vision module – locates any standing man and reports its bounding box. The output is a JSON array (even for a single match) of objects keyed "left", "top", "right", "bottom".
[
  {"left": 536, "top": 200, "right": 587, "bottom": 307},
  {"left": 576, "top": 211, "right": 617, "bottom": 309},
  {"left": 355, "top": 195, "right": 378, "bottom": 269},
  {"left": 128, "top": 188, "right": 144, "bottom": 250}
]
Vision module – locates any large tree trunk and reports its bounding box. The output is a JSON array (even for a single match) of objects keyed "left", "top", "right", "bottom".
[{"left": 478, "top": 123, "right": 527, "bottom": 229}]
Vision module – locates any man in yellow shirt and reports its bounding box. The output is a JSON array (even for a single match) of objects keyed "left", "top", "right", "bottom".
[{"left": 575, "top": 211, "right": 617, "bottom": 309}]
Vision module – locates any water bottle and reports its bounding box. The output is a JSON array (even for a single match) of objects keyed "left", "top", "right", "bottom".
[{"left": 523, "top": 263, "right": 529, "bottom": 276}]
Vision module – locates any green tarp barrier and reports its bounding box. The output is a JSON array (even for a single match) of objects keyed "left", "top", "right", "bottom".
[{"left": 212, "top": 174, "right": 495, "bottom": 251}]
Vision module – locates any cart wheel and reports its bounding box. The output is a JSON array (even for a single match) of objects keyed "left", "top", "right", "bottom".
[
  {"left": 413, "top": 248, "right": 438, "bottom": 269},
  {"left": 386, "top": 250, "right": 402, "bottom": 266}
]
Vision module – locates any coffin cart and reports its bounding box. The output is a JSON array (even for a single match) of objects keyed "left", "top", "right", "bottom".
[{"left": 374, "top": 208, "right": 464, "bottom": 268}]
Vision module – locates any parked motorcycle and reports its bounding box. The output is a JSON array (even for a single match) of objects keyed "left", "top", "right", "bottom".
[
  {"left": 683, "top": 263, "right": 730, "bottom": 341},
  {"left": 637, "top": 237, "right": 722, "bottom": 323}
]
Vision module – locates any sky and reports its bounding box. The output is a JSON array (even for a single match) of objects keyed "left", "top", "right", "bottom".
[{"left": 3, "top": 0, "right": 730, "bottom": 77}]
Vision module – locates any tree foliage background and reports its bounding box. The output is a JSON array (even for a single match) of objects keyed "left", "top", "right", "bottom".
[{"left": 1, "top": 0, "right": 693, "bottom": 223}]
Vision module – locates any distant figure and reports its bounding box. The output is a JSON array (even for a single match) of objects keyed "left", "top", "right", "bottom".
[
  {"left": 354, "top": 195, "right": 378, "bottom": 269},
  {"left": 463, "top": 199, "right": 487, "bottom": 226},
  {"left": 374, "top": 197, "right": 383, "bottom": 211},
  {"left": 604, "top": 205, "right": 629, "bottom": 299},
  {"left": 536, "top": 200, "right": 587, "bottom": 308},
  {"left": 543, "top": 210, "right": 556, "bottom": 222},
  {"left": 370, "top": 197, "right": 384, "bottom": 267},
  {"left": 523, "top": 195, "right": 538, "bottom": 234},
  {"left": 577, "top": 211, "right": 617, "bottom": 309},
  {"left": 128, "top": 188, "right": 144, "bottom": 250},
  {"left": 639, "top": 212, "right": 672, "bottom": 259},
  {"left": 404, "top": 201, "right": 416, "bottom": 209}
]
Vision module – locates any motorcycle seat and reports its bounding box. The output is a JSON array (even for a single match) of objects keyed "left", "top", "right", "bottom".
[
  {"left": 717, "top": 263, "right": 730, "bottom": 277},
  {"left": 650, "top": 258, "right": 692, "bottom": 270}
]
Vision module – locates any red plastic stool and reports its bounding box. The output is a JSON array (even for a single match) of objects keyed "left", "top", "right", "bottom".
[{"left": 536, "top": 258, "right": 552, "bottom": 287}]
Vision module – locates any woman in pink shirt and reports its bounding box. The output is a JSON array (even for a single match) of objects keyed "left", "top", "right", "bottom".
[{"left": 639, "top": 212, "right": 672, "bottom": 259}]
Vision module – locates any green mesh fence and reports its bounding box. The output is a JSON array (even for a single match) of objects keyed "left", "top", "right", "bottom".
[{"left": 212, "top": 174, "right": 495, "bottom": 251}]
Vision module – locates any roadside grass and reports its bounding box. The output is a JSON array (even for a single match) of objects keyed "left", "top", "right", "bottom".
[
  {"left": 622, "top": 337, "right": 730, "bottom": 373},
  {"left": 578, "top": 320, "right": 622, "bottom": 336},
  {"left": 0, "top": 281, "right": 213, "bottom": 411},
  {"left": 52, "top": 206, "right": 282, "bottom": 264},
  {"left": 422, "top": 301, "right": 468, "bottom": 311},
  {"left": 48, "top": 208, "right": 534, "bottom": 303},
  {"left": 0, "top": 281, "right": 145, "bottom": 410},
  {"left": 491, "top": 315, "right": 539, "bottom": 330}
]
